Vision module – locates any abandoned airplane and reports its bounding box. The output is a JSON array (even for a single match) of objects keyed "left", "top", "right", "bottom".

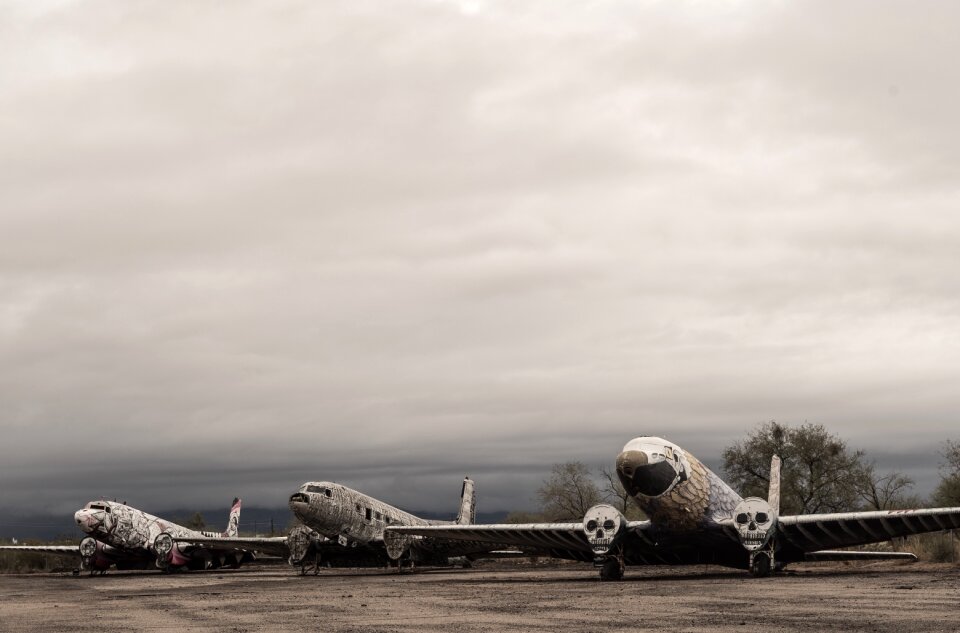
[
  {"left": 0, "top": 498, "right": 251, "bottom": 574},
  {"left": 386, "top": 436, "right": 960, "bottom": 580},
  {"left": 174, "top": 476, "right": 513, "bottom": 574}
]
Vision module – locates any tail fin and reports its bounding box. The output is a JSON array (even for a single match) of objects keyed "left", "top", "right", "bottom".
[
  {"left": 223, "top": 498, "right": 241, "bottom": 537},
  {"left": 455, "top": 477, "right": 476, "bottom": 525},
  {"left": 767, "top": 455, "right": 781, "bottom": 517}
]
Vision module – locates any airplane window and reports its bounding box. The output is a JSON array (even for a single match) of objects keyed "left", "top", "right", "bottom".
[
  {"left": 365, "top": 508, "right": 372, "bottom": 521},
  {"left": 736, "top": 513, "right": 749, "bottom": 524},
  {"left": 355, "top": 504, "right": 361, "bottom": 514},
  {"left": 325, "top": 489, "right": 332, "bottom": 498},
  {"left": 385, "top": 516, "right": 391, "bottom": 524},
  {"left": 375, "top": 512, "right": 382, "bottom": 521}
]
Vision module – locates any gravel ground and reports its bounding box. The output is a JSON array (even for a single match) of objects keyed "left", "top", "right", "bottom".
[{"left": 1, "top": 560, "right": 958, "bottom": 632}]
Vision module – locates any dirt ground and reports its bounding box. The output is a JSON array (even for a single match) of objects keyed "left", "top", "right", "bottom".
[{"left": 1, "top": 560, "right": 958, "bottom": 633}]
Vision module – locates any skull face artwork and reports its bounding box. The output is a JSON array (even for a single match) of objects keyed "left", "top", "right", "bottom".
[
  {"left": 732, "top": 497, "right": 776, "bottom": 551},
  {"left": 582, "top": 504, "right": 625, "bottom": 555}
]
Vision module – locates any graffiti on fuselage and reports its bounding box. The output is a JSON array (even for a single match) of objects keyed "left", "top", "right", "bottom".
[
  {"left": 291, "top": 483, "right": 433, "bottom": 545},
  {"left": 80, "top": 501, "right": 207, "bottom": 552},
  {"left": 626, "top": 446, "right": 742, "bottom": 533}
]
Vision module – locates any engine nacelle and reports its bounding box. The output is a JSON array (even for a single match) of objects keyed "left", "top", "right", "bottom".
[
  {"left": 582, "top": 504, "right": 627, "bottom": 556},
  {"left": 287, "top": 525, "right": 322, "bottom": 566},
  {"left": 152, "top": 532, "right": 193, "bottom": 568},
  {"left": 153, "top": 532, "right": 174, "bottom": 562},
  {"left": 78, "top": 536, "right": 112, "bottom": 572},
  {"left": 383, "top": 528, "right": 417, "bottom": 561},
  {"left": 732, "top": 497, "right": 777, "bottom": 552}
]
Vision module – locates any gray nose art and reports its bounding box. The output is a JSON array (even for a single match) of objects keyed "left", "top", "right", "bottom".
[{"left": 616, "top": 451, "right": 678, "bottom": 497}]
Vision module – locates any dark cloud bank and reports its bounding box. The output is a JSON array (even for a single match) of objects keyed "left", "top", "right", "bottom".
[{"left": 2, "top": 1, "right": 959, "bottom": 528}]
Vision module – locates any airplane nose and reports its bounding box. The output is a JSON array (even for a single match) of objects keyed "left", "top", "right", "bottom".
[
  {"left": 616, "top": 450, "right": 679, "bottom": 497},
  {"left": 74, "top": 510, "right": 96, "bottom": 532},
  {"left": 289, "top": 492, "right": 310, "bottom": 513}
]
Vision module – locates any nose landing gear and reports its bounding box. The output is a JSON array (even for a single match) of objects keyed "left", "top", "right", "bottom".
[
  {"left": 749, "top": 550, "right": 772, "bottom": 578},
  {"left": 598, "top": 557, "right": 624, "bottom": 581}
]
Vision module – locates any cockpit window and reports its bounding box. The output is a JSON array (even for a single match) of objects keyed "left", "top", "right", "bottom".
[
  {"left": 306, "top": 485, "right": 328, "bottom": 495},
  {"left": 90, "top": 504, "right": 106, "bottom": 510}
]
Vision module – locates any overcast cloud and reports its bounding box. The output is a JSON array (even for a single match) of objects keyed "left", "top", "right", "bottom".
[{"left": 2, "top": 0, "right": 959, "bottom": 518}]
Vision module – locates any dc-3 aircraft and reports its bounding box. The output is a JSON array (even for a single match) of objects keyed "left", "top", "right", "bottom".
[
  {"left": 0, "top": 498, "right": 250, "bottom": 574},
  {"left": 174, "top": 477, "right": 513, "bottom": 574},
  {"left": 386, "top": 436, "right": 960, "bottom": 581}
]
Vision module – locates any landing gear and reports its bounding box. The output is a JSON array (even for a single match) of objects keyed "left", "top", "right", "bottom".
[
  {"left": 599, "top": 558, "right": 624, "bottom": 581},
  {"left": 749, "top": 551, "right": 772, "bottom": 578},
  {"left": 298, "top": 551, "right": 320, "bottom": 576}
]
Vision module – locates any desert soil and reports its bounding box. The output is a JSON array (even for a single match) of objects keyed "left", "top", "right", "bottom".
[{"left": 1, "top": 560, "right": 958, "bottom": 632}]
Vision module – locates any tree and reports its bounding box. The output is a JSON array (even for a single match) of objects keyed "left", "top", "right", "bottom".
[
  {"left": 932, "top": 439, "right": 960, "bottom": 506},
  {"left": 856, "top": 464, "right": 915, "bottom": 510},
  {"left": 722, "top": 421, "right": 869, "bottom": 515},
  {"left": 182, "top": 512, "right": 206, "bottom": 531},
  {"left": 537, "top": 462, "right": 603, "bottom": 521}
]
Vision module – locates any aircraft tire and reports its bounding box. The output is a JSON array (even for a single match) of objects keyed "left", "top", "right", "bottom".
[
  {"left": 749, "top": 552, "right": 772, "bottom": 578},
  {"left": 599, "top": 559, "right": 623, "bottom": 581}
]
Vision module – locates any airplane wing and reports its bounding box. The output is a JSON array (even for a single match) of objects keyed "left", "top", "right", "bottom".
[
  {"left": 778, "top": 507, "right": 960, "bottom": 552},
  {"left": 804, "top": 550, "right": 918, "bottom": 562},
  {"left": 170, "top": 536, "right": 290, "bottom": 558},
  {"left": 386, "top": 520, "right": 651, "bottom": 555},
  {"left": 0, "top": 545, "right": 80, "bottom": 557}
]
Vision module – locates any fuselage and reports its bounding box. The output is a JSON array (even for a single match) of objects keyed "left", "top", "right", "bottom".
[
  {"left": 74, "top": 500, "right": 235, "bottom": 568},
  {"left": 75, "top": 501, "right": 211, "bottom": 552},
  {"left": 616, "top": 436, "right": 743, "bottom": 531},
  {"left": 288, "top": 482, "right": 440, "bottom": 546}
]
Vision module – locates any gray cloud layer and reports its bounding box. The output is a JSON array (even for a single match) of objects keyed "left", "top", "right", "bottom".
[{"left": 2, "top": 1, "right": 959, "bottom": 517}]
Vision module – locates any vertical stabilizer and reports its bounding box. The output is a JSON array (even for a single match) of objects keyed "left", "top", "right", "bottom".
[
  {"left": 456, "top": 477, "right": 476, "bottom": 525},
  {"left": 768, "top": 456, "right": 781, "bottom": 517},
  {"left": 223, "top": 498, "right": 241, "bottom": 537}
]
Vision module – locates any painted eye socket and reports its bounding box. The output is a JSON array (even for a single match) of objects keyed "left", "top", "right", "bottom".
[
  {"left": 586, "top": 520, "right": 598, "bottom": 532},
  {"left": 602, "top": 519, "right": 615, "bottom": 530},
  {"left": 755, "top": 513, "right": 769, "bottom": 524},
  {"left": 736, "top": 513, "right": 749, "bottom": 524}
]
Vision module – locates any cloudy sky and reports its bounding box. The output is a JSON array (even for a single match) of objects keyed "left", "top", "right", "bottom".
[{"left": 2, "top": 0, "right": 959, "bottom": 519}]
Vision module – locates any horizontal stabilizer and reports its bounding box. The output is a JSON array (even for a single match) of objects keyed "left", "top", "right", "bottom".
[{"left": 805, "top": 550, "right": 918, "bottom": 562}]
